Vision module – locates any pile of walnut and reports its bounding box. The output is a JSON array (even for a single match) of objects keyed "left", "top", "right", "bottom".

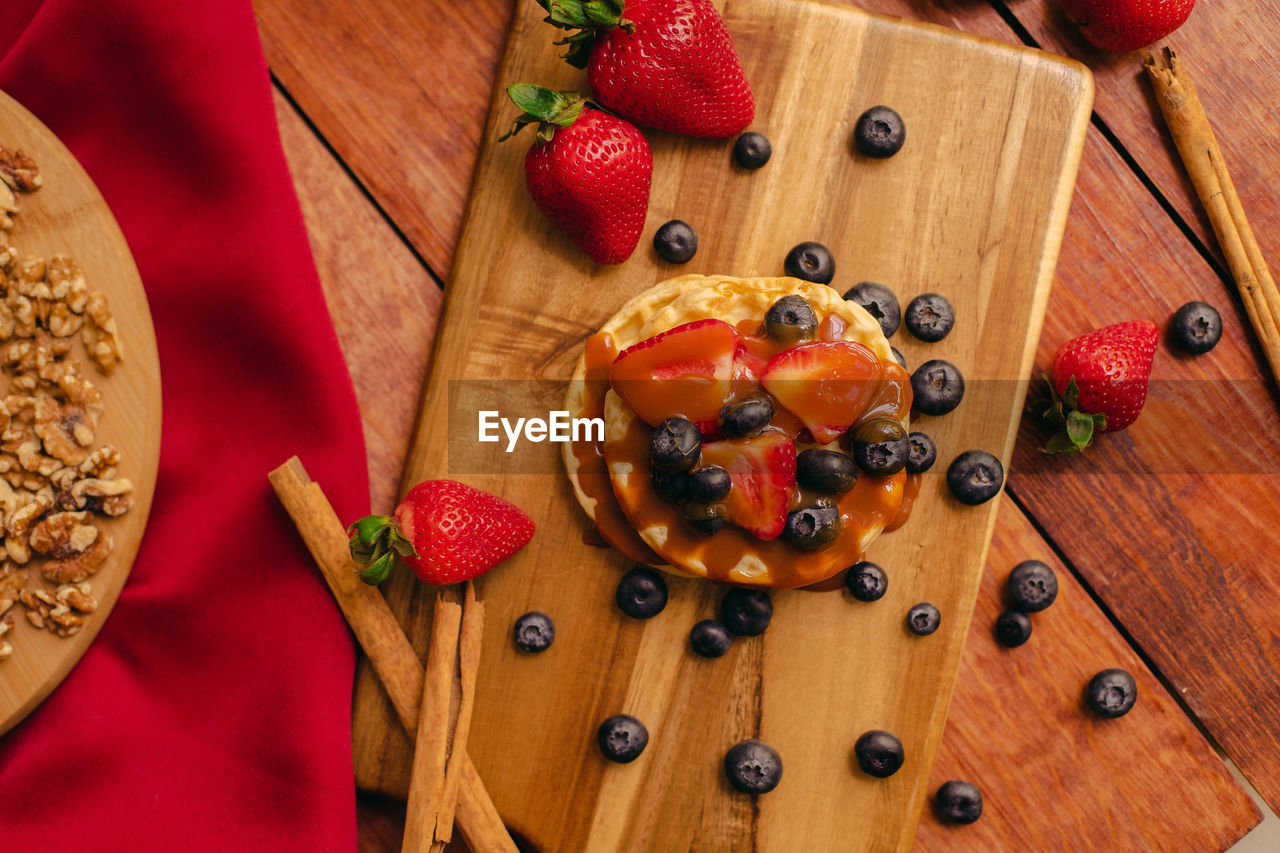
[{"left": 0, "top": 145, "right": 130, "bottom": 660}]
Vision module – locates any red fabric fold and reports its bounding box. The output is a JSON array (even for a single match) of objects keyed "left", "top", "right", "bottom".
[{"left": 0, "top": 1, "right": 366, "bottom": 849}]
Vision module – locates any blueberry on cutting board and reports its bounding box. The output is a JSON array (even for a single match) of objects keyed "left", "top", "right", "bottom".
[
  {"left": 598, "top": 714, "right": 649, "bottom": 762},
  {"left": 513, "top": 611, "right": 555, "bottom": 653},
  {"left": 616, "top": 567, "right": 668, "bottom": 619},
  {"left": 724, "top": 739, "right": 783, "bottom": 793},
  {"left": 853, "top": 730, "right": 904, "bottom": 778}
]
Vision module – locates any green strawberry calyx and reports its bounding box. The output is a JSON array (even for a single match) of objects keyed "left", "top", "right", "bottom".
[
  {"left": 1029, "top": 374, "right": 1107, "bottom": 455},
  {"left": 499, "top": 84, "right": 589, "bottom": 145},
  {"left": 537, "top": 0, "right": 635, "bottom": 69},
  {"left": 347, "top": 513, "right": 418, "bottom": 585}
]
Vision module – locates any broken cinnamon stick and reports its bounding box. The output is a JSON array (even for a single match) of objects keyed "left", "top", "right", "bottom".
[
  {"left": 268, "top": 457, "right": 516, "bottom": 853},
  {"left": 1145, "top": 48, "right": 1280, "bottom": 382}
]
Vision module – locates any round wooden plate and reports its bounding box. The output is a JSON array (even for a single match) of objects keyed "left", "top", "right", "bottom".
[{"left": 0, "top": 90, "right": 161, "bottom": 735}]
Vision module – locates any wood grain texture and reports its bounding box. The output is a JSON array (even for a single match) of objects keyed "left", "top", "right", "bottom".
[
  {"left": 355, "top": 2, "right": 1094, "bottom": 850},
  {"left": 0, "top": 90, "right": 162, "bottom": 734},
  {"left": 917, "top": 501, "right": 1260, "bottom": 851}
]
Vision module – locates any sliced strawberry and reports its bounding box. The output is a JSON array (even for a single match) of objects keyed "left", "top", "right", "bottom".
[
  {"left": 760, "top": 342, "right": 884, "bottom": 444},
  {"left": 698, "top": 431, "right": 796, "bottom": 540},
  {"left": 609, "top": 319, "right": 739, "bottom": 426},
  {"left": 732, "top": 342, "right": 768, "bottom": 384}
]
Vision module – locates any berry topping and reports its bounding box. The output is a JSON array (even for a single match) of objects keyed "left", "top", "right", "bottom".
[
  {"left": 654, "top": 219, "right": 699, "bottom": 264},
  {"left": 1008, "top": 560, "right": 1058, "bottom": 612},
  {"left": 689, "top": 465, "right": 732, "bottom": 502},
  {"left": 721, "top": 588, "right": 773, "bottom": 636},
  {"left": 1086, "top": 668, "right": 1138, "bottom": 718},
  {"left": 690, "top": 620, "right": 734, "bottom": 658},
  {"left": 843, "top": 281, "right": 901, "bottom": 338},
  {"left": 782, "top": 504, "right": 841, "bottom": 551},
  {"left": 910, "top": 359, "right": 965, "bottom": 416},
  {"left": 761, "top": 341, "right": 883, "bottom": 444},
  {"left": 853, "top": 106, "right": 906, "bottom": 158},
  {"left": 610, "top": 318, "right": 739, "bottom": 427},
  {"left": 650, "top": 416, "right": 702, "bottom": 473},
  {"left": 651, "top": 469, "right": 692, "bottom": 504},
  {"left": 684, "top": 501, "right": 728, "bottom": 534},
  {"left": 698, "top": 432, "right": 796, "bottom": 540},
  {"left": 907, "top": 602, "right": 941, "bottom": 635},
  {"left": 848, "top": 417, "right": 909, "bottom": 477},
  {"left": 936, "top": 780, "right": 984, "bottom": 824},
  {"left": 733, "top": 131, "right": 772, "bottom": 169},
  {"left": 724, "top": 739, "right": 783, "bottom": 794},
  {"left": 846, "top": 561, "right": 888, "bottom": 601},
  {"left": 784, "top": 241, "right": 835, "bottom": 284},
  {"left": 597, "top": 714, "right": 649, "bottom": 763},
  {"left": 796, "top": 449, "right": 858, "bottom": 493},
  {"left": 854, "top": 730, "right": 904, "bottom": 778},
  {"left": 947, "top": 450, "right": 1004, "bottom": 505},
  {"left": 905, "top": 432, "right": 937, "bottom": 474},
  {"left": 719, "top": 394, "right": 775, "bottom": 438},
  {"left": 513, "top": 611, "right": 555, "bottom": 653},
  {"left": 616, "top": 567, "right": 669, "bottom": 619},
  {"left": 764, "top": 295, "right": 819, "bottom": 343},
  {"left": 994, "top": 610, "right": 1032, "bottom": 647},
  {"left": 1169, "top": 300, "right": 1222, "bottom": 354},
  {"left": 903, "top": 292, "right": 955, "bottom": 342}
]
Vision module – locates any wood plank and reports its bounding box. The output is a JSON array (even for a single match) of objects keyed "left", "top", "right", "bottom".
[
  {"left": 271, "top": 86, "right": 442, "bottom": 513},
  {"left": 918, "top": 502, "right": 1260, "bottom": 851}
]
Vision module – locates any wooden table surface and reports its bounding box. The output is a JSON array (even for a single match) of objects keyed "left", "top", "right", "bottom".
[{"left": 252, "top": 0, "right": 1280, "bottom": 849}]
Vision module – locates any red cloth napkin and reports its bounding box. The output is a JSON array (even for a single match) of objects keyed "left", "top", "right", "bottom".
[{"left": 0, "top": 1, "right": 366, "bottom": 849}]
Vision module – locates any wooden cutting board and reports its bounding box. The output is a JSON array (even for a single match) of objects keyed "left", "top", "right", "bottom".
[
  {"left": 0, "top": 90, "right": 162, "bottom": 734},
  {"left": 351, "top": 1, "right": 1091, "bottom": 849}
]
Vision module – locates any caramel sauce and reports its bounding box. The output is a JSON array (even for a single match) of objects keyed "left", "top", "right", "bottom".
[
  {"left": 570, "top": 332, "right": 662, "bottom": 564},
  {"left": 885, "top": 472, "right": 922, "bottom": 533}
]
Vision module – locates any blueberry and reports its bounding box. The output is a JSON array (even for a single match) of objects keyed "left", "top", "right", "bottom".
[
  {"left": 1008, "top": 560, "right": 1058, "bottom": 612},
  {"left": 994, "top": 610, "right": 1032, "bottom": 647},
  {"left": 853, "top": 730, "right": 904, "bottom": 778},
  {"left": 724, "top": 739, "right": 783, "bottom": 794},
  {"left": 906, "top": 432, "right": 937, "bottom": 474},
  {"left": 846, "top": 561, "right": 888, "bottom": 602},
  {"left": 651, "top": 469, "right": 692, "bottom": 504},
  {"left": 653, "top": 219, "right": 698, "bottom": 264},
  {"left": 513, "top": 611, "right": 555, "bottom": 653},
  {"left": 689, "top": 465, "right": 732, "bottom": 502},
  {"left": 906, "top": 602, "right": 940, "bottom": 635},
  {"left": 721, "top": 588, "right": 772, "bottom": 636},
  {"left": 853, "top": 106, "right": 906, "bottom": 159},
  {"left": 782, "top": 504, "right": 841, "bottom": 551},
  {"left": 616, "top": 567, "right": 668, "bottom": 619},
  {"left": 1169, "top": 300, "right": 1222, "bottom": 354},
  {"left": 684, "top": 501, "right": 728, "bottom": 535},
  {"left": 650, "top": 417, "right": 701, "bottom": 473},
  {"left": 719, "top": 394, "right": 775, "bottom": 437},
  {"left": 597, "top": 714, "right": 649, "bottom": 763},
  {"left": 796, "top": 449, "right": 858, "bottom": 493},
  {"left": 935, "top": 780, "right": 983, "bottom": 824},
  {"left": 947, "top": 450, "right": 1004, "bottom": 505},
  {"left": 784, "top": 242, "right": 835, "bottom": 285},
  {"left": 1086, "top": 668, "right": 1138, "bottom": 718},
  {"left": 764, "top": 295, "right": 818, "bottom": 342},
  {"left": 848, "top": 418, "right": 909, "bottom": 476},
  {"left": 910, "top": 360, "right": 965, "bottom": 416},
  {"left": 690, "top": 620, "right": 733, "bottom": 658},
  {"left": 891, "top": 347, "right": 906, "bottom": 368},
  {"left": 903, "top": 293, "right": 955, "bottom": 342},
  {"left": 842, "top": 281, "right": 901, "bottom": 338},
  {"left": 733, "top": 131, "right": 772, "bottom": 169}
]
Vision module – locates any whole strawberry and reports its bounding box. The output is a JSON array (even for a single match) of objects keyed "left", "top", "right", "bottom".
[
  {"left": 539, "top": 0, "right": 754, "bottom": 138},
  {"left": 1031, "top": 320, "right": 1158, "bottom": 453},
  {"left": 501, "top": 84, "right": 652, "bottom": 265},
  {"left": 1059, "top": 0, "right": 1195, "bottom": 52},
  {"left": 348, "top": 480, "right": 535, "bottom": 586}
]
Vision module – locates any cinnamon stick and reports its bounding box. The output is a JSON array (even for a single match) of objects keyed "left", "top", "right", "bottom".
[
  {"left": 1145, "top": 48, "right": 1280, "bottom": 382},
  {"left": 268, "top": 458, "right": 516, "bottom": 853},
  {"left": 436, "top": 581, "right": 483, "bottom": 844}
]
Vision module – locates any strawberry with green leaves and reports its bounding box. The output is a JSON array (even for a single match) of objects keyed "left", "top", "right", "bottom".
[
  {"left": 349, "top": 480, "right": 535, "bottom": 586},
  {"left": 502, "top": 84, "right": 652, "bottom": 265},
  {"left": 538, "top": 0, "right": 754, "bottom": 138},
  {"left": 1031, "top": 320, "right": 1158, "bottom": 454}
]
